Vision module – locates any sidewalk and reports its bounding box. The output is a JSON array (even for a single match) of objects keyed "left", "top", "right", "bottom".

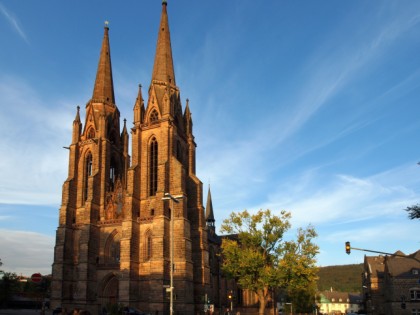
[{"left": 0, "top": 310, "right": 52, "bottom": 315}]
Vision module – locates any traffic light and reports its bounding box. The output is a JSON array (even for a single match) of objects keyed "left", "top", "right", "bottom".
[
  {"left": 228, "top": 291, "right": 232, "bottom": 300},
  {"left": 345, "top": 241, "right": 351, "bottom": 255}
]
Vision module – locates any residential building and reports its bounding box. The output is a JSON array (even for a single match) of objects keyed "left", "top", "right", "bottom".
[
  {"left": 363, "top": 250, "right": 420, "bottom": 315},
  {"left": 318, "top": 290, "right": 362, "bottom": 315}
]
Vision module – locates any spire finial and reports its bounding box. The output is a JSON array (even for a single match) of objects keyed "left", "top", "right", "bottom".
[
  {"left": 162, "top": 0, "right": 167, "bottom": 5},
  {"left": 104, "top": 20, "right": 109, "bottom": 28}
]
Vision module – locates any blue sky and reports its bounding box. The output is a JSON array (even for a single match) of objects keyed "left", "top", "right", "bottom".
[{"left": 0, "top": 1, "right": 420, "bottom": 276}]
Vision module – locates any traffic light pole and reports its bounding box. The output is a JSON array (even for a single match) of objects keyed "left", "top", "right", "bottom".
[{"left": 345, "top": 242, "right": 420, "bottom": 261}]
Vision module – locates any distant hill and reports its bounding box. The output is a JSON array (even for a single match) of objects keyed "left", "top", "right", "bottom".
[{"left": 317, "top": 264, "right": 363, "bottom": 293}]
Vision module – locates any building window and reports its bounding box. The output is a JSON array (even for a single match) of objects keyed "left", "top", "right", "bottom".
[
  {"left": 176, "top": 140, "right": 182, "bottom": 162},
  {"left": 84, "top": 152, "right": 93, "bottom": 201},
  {"left": 109, "top": 157, "right": 118, "bottom": 191},
  {"left": 411, "top": 309, "right": 420, "bottom": 315},
  {"left": 145, "top": 231, "right": 152, "bottom": 261},
  {"left": 410, "top": 289, "right": 420, "bottom": 300},
  {"left": 105, "top": 231, "right": 120, "bottom": 264},
  {"left": 150, "top": 109, "right": 159, "bottom": 123},
  {"left": 87, "top": 127, "right": 95, "bottom": 139},
  {"left": 149, "top": 138, "right": 158, "bottom": 196}
]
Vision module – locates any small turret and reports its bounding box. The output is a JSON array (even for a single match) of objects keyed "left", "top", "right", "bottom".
[
  {"left": 205, "top": 186, "right": 215, "bottom": 230},
  {"left": 133, "top": 84, "right": 145, "bottom": 125},
  {"left": 184, "top": 98, "right": 193, "bottom": 135},
  {"left": 72, "top": 106, "right": 82, "bottom": 144}
]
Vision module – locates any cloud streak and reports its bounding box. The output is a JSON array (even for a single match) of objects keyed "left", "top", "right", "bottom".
[
  {"left": 0, "top": 76, "right": 73, "bottom": 205},
  {"left": 258, "top": 163, "right": 420, "bottom": 227},
  {"left": 0, "top": 3, "right": 29, "bottom": 44}
]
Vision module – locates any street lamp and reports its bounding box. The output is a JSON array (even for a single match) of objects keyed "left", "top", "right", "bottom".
[{"left": 162, "top": 192, "right": 183, "bottom": 315}]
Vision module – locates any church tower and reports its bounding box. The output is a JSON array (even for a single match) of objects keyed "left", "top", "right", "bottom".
[{"left": 51, "top": 3, "right": 210, "bottom": 315}]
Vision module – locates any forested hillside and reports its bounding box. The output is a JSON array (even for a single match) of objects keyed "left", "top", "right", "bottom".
[{"left": 317, "top": 264, "right": 364, "bottom": 293}]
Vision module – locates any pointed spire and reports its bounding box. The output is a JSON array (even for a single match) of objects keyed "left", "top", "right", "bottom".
[
  {"left": 151, "top": 1, "right": 176, "bottom": 85},
  {"left": 184, "top": 98, "right": 191, "bottom": 117},
  {"left": 133, "top": 84, "right": 145, "bottom": 124},
  {"left": 74, "top": 105, "right": 81, "bottom": 124},
  {"left": 92, "top": 22, "right": 115, "bottom": 104},
  {"left": 122, "top": 118, "right": 127, "bottom": 135},
  {"left": 205, "top": 186, "right": 215, "bottom": 225},
  {"left": 72, "top": 106, "right": 82, "bottom": 144},
  {"left": 184, "top": 98, "right": 193, "bottom": 134}
]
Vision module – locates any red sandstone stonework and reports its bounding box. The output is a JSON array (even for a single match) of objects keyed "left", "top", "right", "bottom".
[{"left": 50, "top": 3, "right": 216, "bottom": 315}]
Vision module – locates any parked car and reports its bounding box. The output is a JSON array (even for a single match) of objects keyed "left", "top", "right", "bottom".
[
  {"left": 52, "top": 307, "right": 62, "bottom": 315},
  {"left": 123, "top": 306, "right": 151, "bottom": 315}
]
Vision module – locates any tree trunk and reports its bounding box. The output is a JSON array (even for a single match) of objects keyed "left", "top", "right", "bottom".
[
  {"left": 257, "top": 288, "right": 268, "bottom": 315},
  {"left": 259, "top": 297, "right": 267, "bottom": 315}
]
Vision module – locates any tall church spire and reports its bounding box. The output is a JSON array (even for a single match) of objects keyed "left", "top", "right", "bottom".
[
  {"left": 151, "top": 1, "right": 176, "bottom": 85},
  {"left": 206, "top": 186, "right": 215, "bottom": 227},
  {"left": 92, "top": 23, "right": 115, "bottom": 104}
]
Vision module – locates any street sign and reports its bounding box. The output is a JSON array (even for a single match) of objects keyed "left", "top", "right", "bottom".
[{"left": 31, "top": 273, "right": 42, "bottom": 283}]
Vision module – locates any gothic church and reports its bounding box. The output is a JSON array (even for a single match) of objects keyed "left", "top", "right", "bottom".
[{"left": 51, "top": 2, "right": 224, "bottom": 314}]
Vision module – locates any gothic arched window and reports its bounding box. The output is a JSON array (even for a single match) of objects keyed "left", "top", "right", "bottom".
[
  {"left": 176, "top": 140, "right": 182, "bottom": 162},
  {"left": 84, "top": 152, "right": 93, "bottom": 201},
  {"left": 149, "top": 109, "right": 159, "bottom": 124},
  {"left": 149, "top": 137, "right": 158, "bottom": 196},
  {"left": 105, "top": 231, "right": 121, "bottom": 264},
  {"left": 87, "top": 127, "right": 95, "bottom": 139},
  {"left": 109, "top": 157, "right": 116, "bottom": 190},
  {"left": 145, "top": 230, "right": 152, "bottom": 261}
]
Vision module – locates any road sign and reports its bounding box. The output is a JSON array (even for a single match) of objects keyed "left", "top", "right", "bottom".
[{"left": 31, "top": 273, "right": 42, "bottom": 283}]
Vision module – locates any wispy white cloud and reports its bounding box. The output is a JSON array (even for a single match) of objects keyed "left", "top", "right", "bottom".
[
  {"left": 196, "top": 3, "right": 420, "bottom": 221},
  {"left": 0, "top": 3, "right": 29, "bottom": 44},
  {"left": 257, "top": 163, "right": 420, "bottom": 228},
  {"left": 0, "top": 229, "right": 54, "bottom": 276},
  {"left": 0, "top": 76, "right": 73, "bottom": 205}
]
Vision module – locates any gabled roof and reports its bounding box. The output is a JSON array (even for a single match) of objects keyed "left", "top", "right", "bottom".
[
  {"left": 385, "top": 249, "right": 420, "bottom": 277},
  {"left": 320, "top": 291, "right": 361, "bottom": 304},
  {"left": 365, "top": 255, "right": 385, "bottom": 278}
]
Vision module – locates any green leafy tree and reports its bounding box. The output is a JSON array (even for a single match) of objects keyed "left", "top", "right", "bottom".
[
  {"left": 405, "top": 204, "right": 420, "bottom": 220},
  {"left": 220, "top": 209, "right": 319, "bottom": 315},
  {"left": 0, "top": 271, "right": 20, "bottom": 307}
]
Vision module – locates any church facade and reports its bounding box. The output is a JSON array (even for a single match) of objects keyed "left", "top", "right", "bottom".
[{"left": 51, "top": 3, "right": 224, "bottom": 314}]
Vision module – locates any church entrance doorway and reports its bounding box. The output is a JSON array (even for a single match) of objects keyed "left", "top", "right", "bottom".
[{"left": 100, "top": 274, "right": 119, "bottom": 309}]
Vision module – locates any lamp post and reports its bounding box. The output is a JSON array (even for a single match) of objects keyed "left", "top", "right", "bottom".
[{"left": 162, "top": 192, "right": 183, "bottom": 315}]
